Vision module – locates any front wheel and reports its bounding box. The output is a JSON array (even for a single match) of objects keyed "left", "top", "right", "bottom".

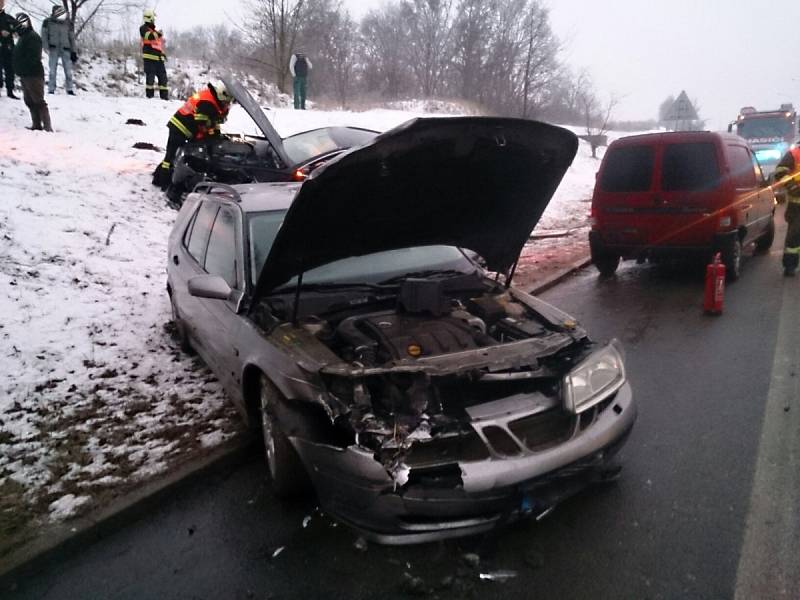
[
  {"left": 721, "top": 238, "right": 742, "bottom": 281},
  {"left": 259, "top": 375, "right": 308, "bottom": 498}
]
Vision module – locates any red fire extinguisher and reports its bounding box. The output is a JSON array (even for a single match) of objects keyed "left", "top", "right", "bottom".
[{"left": 704, "top": 252, "right": 725, "bottom": 315}]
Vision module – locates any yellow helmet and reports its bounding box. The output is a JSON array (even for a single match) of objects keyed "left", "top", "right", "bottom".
[
  {"left": 209, "top": 81, "right": 233, "bottom": 104},
  {"left": 143, "top": 9, "right": 155, "bottom": 23}
]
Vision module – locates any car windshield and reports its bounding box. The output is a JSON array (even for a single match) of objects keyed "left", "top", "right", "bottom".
[
  {"left": 281, "top": 127, "right": 378, "bottom": 164},
  {"left": 736, "top": 117, "right": 793, "bottom": 139},
  {"left": 247, "top": 210, "right": 477, "bottom": 289}
]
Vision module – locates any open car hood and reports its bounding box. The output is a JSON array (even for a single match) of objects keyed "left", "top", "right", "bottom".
[
  {"left": 254, "top": 117, "right": 578, "bottom": 297},
  {"left": 222, "top": 76, "right": 292, "bottom": 168}
]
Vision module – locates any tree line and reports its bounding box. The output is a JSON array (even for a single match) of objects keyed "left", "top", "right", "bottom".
[{"left": 19, "top": 0, "right": 638, "bottom": 130}]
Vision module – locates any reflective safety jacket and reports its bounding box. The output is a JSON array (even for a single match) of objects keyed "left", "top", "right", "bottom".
[
  {"left": 140, "top": 23, "right": 165, "bottom": 62},
  {"left": 168, "top": 87, "right": 229, "bottom": 140},
  {"left": 775, "top": 147, "right": 800, "bottom": 203}
]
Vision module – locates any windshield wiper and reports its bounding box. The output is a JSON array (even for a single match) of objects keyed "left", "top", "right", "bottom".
[{"left": 378, "top": 269, "right": 471, "bottom": 285}]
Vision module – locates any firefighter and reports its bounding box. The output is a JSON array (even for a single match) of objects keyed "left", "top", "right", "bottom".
[
  {"left": 152, "top": 80, "right": 233, "bottom": 190},
  {"left": 140, "top": 9, "right": 167, "bottom": 100},
  {"left": 13, "top": 12, "right": 52, "bottom": 131},
  {"left": 41, "top": 5, "right": 77, "bottom": 95},
  {"left": 774, "top": 146, "right": 800, "bottom": 276},
  {"left": 289, "top": 51, "right": 312, "bottom": 109},
  {"left": 0, "top": 0, "right": 19, "bottom": 98}
]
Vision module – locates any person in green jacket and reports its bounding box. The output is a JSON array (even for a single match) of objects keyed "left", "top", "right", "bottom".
[{"left": 12, "top": 13, "right": 51, "bottom": 131}]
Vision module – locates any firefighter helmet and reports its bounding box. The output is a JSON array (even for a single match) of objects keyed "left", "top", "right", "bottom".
[
  {"left": 52, "top": 5, "right": 66, "bottom": 18},
  {"left": 209, "top": 81, "right": 233, "bottom": 104},
  {"left": 143, "top": 9, "right": 155, "bottom": 23},
  {"left": 15, "top": 12, "right": 31, "bottom": 29}
]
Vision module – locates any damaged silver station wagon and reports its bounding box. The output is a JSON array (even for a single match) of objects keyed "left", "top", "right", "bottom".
[{"left": 166, "top": 116, "right": 636, "bottom": 543}]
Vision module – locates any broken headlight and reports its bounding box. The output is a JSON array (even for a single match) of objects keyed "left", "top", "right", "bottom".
[{"left": 562, "top": 340, "right": 626, "bottom": 414}]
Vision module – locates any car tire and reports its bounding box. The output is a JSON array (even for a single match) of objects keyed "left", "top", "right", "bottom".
[
  {"left": 754, "top": 217, "right": 775, "bottom": 254},
  {"left": 170, "top": 294, "right": 193, "bottom": 354},
  {"left": 259, "top": 374, "right": 308, "bottom": 498},
  {"left": 721, "top": 238, "right": 742, "bottom": 281},
  {"left": 592, "top": 249, "right": 620, "bottom": 276}
]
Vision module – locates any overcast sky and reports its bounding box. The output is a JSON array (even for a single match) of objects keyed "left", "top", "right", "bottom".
[{"left": 148, "top": 0, "right": 800, "bottom": 129}]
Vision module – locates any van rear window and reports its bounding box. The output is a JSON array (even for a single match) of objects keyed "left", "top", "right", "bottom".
[
  {"left": 661, "top": 143, "right": 720, "bottom": 191},
  {"left": 600, "top": 145, "right": 654, "bottom": 192}
]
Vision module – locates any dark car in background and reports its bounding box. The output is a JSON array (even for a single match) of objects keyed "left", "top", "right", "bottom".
[
  {"left": 166, "top": 117, "right": 636, "bottom": 543},
  {"left": 166, "top": 77, "right": 378, "bottom": 204},
  {"left": 589, "top": 131, "right": 776, "bottom": 279}
]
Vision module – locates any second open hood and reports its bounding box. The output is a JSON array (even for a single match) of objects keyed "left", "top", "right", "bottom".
[
  {"left": 222, "top": 76, "right": 292, "bottom": 168},
  {"left": 254, "top": 117, "right": 578, "bottom": 297}
]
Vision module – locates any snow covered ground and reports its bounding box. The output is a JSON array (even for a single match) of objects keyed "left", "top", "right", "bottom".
[{"left": 0, "top": 67, "right": 616, "bottom": 553}]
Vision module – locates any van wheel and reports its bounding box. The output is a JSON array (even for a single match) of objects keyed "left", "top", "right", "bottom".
[
  {"left": 259, "top": 374, "right": 309, "bottom": 498},
  {"left": 754, "top": 217, "right": 775, "bottom": 253},
  {"left": 592, "top": 250, "right": 620, "bottom": 276},
  {"left": 722, "top": 238, "right": 742, "bottom": 281}
]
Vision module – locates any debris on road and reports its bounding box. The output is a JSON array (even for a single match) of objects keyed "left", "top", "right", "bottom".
[
  {"left": 478, "top": 569, "right": 518, "bottom": 582},
  {"left": 461, "top": 552, "right": 481, "bottom": 569}
]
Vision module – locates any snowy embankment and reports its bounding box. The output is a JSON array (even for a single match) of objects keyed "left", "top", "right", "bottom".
[{"left": 0, "top": 78, "right": 605, "bottom": 549}]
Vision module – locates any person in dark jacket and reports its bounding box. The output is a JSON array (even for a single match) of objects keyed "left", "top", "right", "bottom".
[
  {"left": 0, "top": 0, "right": 19, "bottom": 98},
  {"left": 289, "top": 51, "right": 312, "bottom": 109},
  {"left": 140, "top": 9, "right": 168, "bottom": 100},
  {"left": 41, "top": 5, "right": 76, "bottom": 95},
  {"left": 774, "top": 148, "right": 800, "bottom": 276},
  {"left": 13, "top": 13, "right": 51, "bottom": 131},
  {"left": 152, "top": 81, "right": 233, "bottom": 190}
]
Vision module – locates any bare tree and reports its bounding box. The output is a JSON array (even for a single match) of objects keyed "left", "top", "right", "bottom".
[
  {"left": 452, "top": 0, "right": 495, "bottom": 101},
  {"left": 578, "top": 83, "right": 620, "bottom": 158},
  {"left": 361, "top": 4, "right": 413, "bottom": 98},
  {"left": 402, "top": 0, "right": 456, "bottom": 98},
  {"left": 244, "top": 0, "right": 307, "bottom": 93},
  {"left": 13, "top": 0, "right": 137, "bottom": 39},
  {"left": 658, "top": 94, "right": 675, "bottom": 123},
  {"left": 321, "top": 10, "right": 359, "bottom": 106},
  {"left": 518, "top": 1, "right": 559, "bottom": 118}
]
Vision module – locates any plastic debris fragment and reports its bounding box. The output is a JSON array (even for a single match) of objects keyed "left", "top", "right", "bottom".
[
  {"left": 302, "top": 515, "right": 311, "bottom": 528},
  {"left": 271, "top": 546, "right": 285, "bottom": 558}
]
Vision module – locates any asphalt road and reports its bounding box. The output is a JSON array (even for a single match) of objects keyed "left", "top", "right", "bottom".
[{"left": 7, "top": 215, "right": 800, "bottom": 600}]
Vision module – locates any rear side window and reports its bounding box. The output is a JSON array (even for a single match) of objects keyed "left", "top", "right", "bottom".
[
  {"left": 600, "top": 145, "right": 654, "bottom": 192},
  {"left": 728, "top": 145, "right": 757, "bottom": 188},
  {"left": 186, "top": 202, "right": 219, "bottom": 263},
  {"left": 205, "top": 207, "right": 239, "bottom": 289},
  {"left": 661, "top": 143, "right": 720, "bottom": 191}
]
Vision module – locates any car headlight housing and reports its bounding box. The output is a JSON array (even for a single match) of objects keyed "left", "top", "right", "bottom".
[{"left": 563, "top": 340, "right": 626, "bottom": 414}]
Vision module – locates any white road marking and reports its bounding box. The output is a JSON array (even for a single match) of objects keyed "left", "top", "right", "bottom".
[{"left": 734, "top": 277, "right": 800, "bottom": 598}]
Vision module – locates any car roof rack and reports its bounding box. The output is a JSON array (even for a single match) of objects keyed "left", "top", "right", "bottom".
[{"left": 193, "top": 181, "right": 242, "bottom": 203}]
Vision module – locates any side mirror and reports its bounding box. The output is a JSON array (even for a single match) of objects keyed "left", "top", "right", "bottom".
[{"left": 188, "top": 274, "right": 232, "bottom": 300}]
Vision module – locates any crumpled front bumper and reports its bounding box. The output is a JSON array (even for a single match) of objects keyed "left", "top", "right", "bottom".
[{"left": 292, "top": 382, "right": 636, "bottom": 544}]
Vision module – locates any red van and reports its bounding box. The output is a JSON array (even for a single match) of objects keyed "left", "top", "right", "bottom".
[{"left": 589, "top": 131, "right": 776, "bottom": 280}]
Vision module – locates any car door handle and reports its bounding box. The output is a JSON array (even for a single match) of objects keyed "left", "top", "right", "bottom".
[{"left": 172, "top": 255, "right": 179, "bottom": 265}]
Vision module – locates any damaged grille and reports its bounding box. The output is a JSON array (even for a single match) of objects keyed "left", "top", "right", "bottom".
[
  {"left": 404, "top": 430, "right": 490, "bottom": 467},
  {"left": 508, "top": 409, "right": 576, "bottom": 452}
]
